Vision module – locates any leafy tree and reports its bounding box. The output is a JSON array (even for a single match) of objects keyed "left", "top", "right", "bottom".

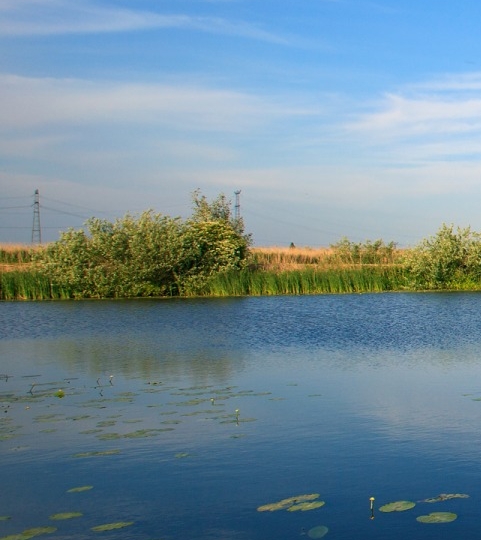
[
  {"left": 37, "top": 211, "right": 184, "bottom": 297},
  {"left": 36, "top": 192, "right": 252, "bottom": 298},
  {"left": 404, "top": 224, "right": 481, "bottom": 289},
  {"left": 176, "top": 191, "right": 252, "bottom": 294}
]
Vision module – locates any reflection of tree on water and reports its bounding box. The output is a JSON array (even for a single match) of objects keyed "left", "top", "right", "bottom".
[{"left": 50, "top": 337, "right": 247, "bottom": 387}]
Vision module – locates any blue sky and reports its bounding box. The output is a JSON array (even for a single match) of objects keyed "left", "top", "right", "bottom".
[{"left": 2, "top": 1, "right": 481, "bottom": 246}]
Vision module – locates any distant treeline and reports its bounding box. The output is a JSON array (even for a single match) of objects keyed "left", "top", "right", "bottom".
[{"left": 2, "top": 198, "right": 481, "bottom": 300}]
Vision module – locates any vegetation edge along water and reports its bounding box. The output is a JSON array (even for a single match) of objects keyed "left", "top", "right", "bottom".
[{"left": 3, "top": 193, "right": 481, "bottom": 300}]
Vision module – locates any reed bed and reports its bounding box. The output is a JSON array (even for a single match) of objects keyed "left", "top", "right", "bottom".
[
  {"left": 250, "top": 245, "right": 405, "bottom": 271},
  {"left": 200, "top": 266, "right": 408, "bottom": 297},
  {"left": 0, "top": 271, "right": 71, "bottom": 301},
  {"left": 0, "top": 244, "right": 42, "bottom": 265},
  {"left": 249, "top": 246, "right": 333, "bottom": 270}
]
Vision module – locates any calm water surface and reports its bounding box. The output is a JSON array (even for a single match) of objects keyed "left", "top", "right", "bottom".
[{"left": 2, "top": 293, "right": 481, "bottom": 539}]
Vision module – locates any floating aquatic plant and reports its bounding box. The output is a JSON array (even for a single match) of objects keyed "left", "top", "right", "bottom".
[
  {"left": 67, "top": 485, "right": 93, "bottom": 493},
  {"left": 420, "top": 493, "right": 469, "bottom": 503},
  {"left": 96, "top": 433, "right": 122, "bottom": 441},
  {"left": 0, "top": 516, "right": 11, "bottom": 521},
  {"left": 34, "top": 414, "right": 64, "bottom": 424},
  {"left": 379, "top": 501, "right": 415, "bottom": 512},
  {"left": 416, "top": 512, "right": 457, "bottom": 523},
  {"left": 0, "top": 526, "right": 58, "bottom": 539},
  {"left": 49, "top": 512, "right": 83, "bottom": 520},
  {"left": 72, "top": 449, "right": 120, "bottom": 458},
  {"left": 96, "top": 420, "right": 116, "bottom": 428},
  {"left": 123, "top": 428, "right": 171, "bottom": 438},
  {"left": 257, "top": 493, "right": 321, "bottom": 512},
  {"left": 307, "top": 525, "right": 329, "bottom": 539},
  {"left": 287, "top": 501, "right": 325, "bottom": 512},
  {"left": 91, "top": 521, "right": 134, "bottom": 532}
]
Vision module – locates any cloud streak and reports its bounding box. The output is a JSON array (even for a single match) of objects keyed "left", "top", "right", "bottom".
[
  {"left": 0, "top": 0, "right": 286, "bottom": 42},
  {"left": 344, "top": 72, "right": 481, "bottom": 170},
  {"left": 0, "top": 73, "right": 319, "bottom": 133}
]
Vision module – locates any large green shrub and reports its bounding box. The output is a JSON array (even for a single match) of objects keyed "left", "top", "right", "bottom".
[
  {"left": 404, "top": 224, "right": 481, "bottom": 289},
  {"left": 36, "top": 192, "right": 251, "bottom": 298},
  {"left": 176, "top": 191, "right": 251, "bottom": 294},
  {"left": 37, "top": 211, "right": 184, "bottom": 297}
]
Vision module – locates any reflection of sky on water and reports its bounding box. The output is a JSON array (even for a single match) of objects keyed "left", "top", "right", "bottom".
[{"left": 3, "top": 293, "right": 481, "bottom": 539}]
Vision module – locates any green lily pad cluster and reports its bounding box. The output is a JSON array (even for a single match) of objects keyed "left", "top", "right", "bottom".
[
  {"left": 420, "top": 493, "right": 469, "bottom": 503},
  {"left": 49, "top": 512, "right": 83, "bottom": 520},
  {"left": 379, "top": 494, "right": 469, "bottom": 525},
  {"left": 379, "top": 500, "right": 416, "bottom": 512},
  {"left": 91, "top": 521, "right": 134, "bottom": 532},
  {"left": 0, "top": 483, "right": 134, "bottom": 540},
  {"left": 257, "top": 494, "right": 328, "bottom": 537},
  {"left": 0, "top": 526, "right": 57, "bottom": 540},
  {"left": 66, "top": 485, "right": 93, "bottom": 493},
  {"left": 416, "top": 512, "right": 457, "bottom": 523},
  {"left": 257, "top": 493, "right": 324, "bottom": 512},
  {"left": 307, "top": 525, "right": 329, "bottom": 539}
]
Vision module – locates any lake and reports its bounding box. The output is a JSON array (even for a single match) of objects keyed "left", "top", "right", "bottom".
[{"left": 2, "top": 292, "right": 481, "bottom": 539}]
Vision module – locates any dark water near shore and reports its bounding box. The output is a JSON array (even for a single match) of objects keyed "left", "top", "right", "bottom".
[{"left": 2, "top": 293, "right": 481, "bottom": 539}]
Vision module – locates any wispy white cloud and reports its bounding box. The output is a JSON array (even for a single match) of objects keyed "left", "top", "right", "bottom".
[
  {"left": 349, "top": 93, "right": 481, "bottom": 137},
  {"left": 344, "top": 72, "right": 481, "bottom": 173},
  {"left": 0, "top": 0, "right": 286, "bottom": 42},
  {"left": 0, "top": 73, "right": 318, "bottom": 133}
]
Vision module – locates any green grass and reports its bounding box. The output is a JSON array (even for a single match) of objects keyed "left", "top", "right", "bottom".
[
  {"left": 198, "top": 266, "right": 409, "bottom": 296},
  {"left": 0, "top": 266, "right": 409, "bottom": 300},
  {"left": 0, "top": 271, "right": 71, "bottom": 300}
]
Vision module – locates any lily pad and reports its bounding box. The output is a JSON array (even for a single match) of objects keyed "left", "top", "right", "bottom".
[
  {"left": 49, "top": 512, "right": 83, "bottom": 520},
  {"left": 421, "top": 493, "right": 469, "bottom": 503},
  {"left": 416, "top": 512, "right": 457, "bottom": 523},
  {"left": 308, "top": 525, "right": 329, "bottom": 539},
  {"left": 379, "top": 500, "right": 416, "bottom": 512},
  {"left": 1, "top": 526, "right": 58, "bottom": 539},
  {"left": 72, "top": 449, "right": 120, "bottom": 458},
  {"left": 96, "top": 433, "right": 122, "bottom": 441},
  {"left": 67, "top": 485, "right": 93, "bottom": 493},
  {"left": 257, "top": 493, "right": 320, "bottom": 512},
  {"left": 91, "top": 521, "right": 134, "bottom": 532},
  {"left": 287, "top": 501, "right": 325, "bottom": 512}
]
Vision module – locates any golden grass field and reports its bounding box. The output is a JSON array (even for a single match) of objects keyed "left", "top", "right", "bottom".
[
  {"left": 0, "top": 243, "right": 43, "bottom": 272},
  {"left": 0, "top": 243, "right": 405, "bottom": 274}
]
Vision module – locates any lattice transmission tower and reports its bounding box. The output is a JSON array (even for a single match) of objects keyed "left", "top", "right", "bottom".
[
  {"left": 234, "top": 190, "right": 241, "bottom": 222},
  {"left": 31, "top": 189, "right": 42, "bottom": 244}
]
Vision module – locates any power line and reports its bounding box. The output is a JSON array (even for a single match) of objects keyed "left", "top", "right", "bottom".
[
  {"left": 41, "top": 195, "right": 108, "bottom": 215},
  {"left": 41, "top": 205, "right": 91, "bottom": 220}
]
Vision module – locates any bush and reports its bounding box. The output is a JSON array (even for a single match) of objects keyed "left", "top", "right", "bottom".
[
  {"left": 36, "top": 192, "right": 251, "bottom": 298},
  {"left": 329, "top": 237, "right": 398, "bottom": 265},
  {"left": 404, "top": 224, "right": 481, "bottom": 289}
]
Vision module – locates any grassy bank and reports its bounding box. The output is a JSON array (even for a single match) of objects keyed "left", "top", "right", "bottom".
[
  {"left": 199, "top": 266, "right": 408, "bottom": 296},
  {"left": 7, "top": 227, "right": 481, "bottom": 300},
  {"left": 0, "top": 271, "right": 72, "bottom": 300},
  {"left": 0, "top": 243, "right": 408, "bottom": 300}
]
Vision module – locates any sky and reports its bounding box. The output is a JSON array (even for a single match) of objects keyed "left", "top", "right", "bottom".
[{"left": 2, "top": 1, "right": 481, "bottom": 247}]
